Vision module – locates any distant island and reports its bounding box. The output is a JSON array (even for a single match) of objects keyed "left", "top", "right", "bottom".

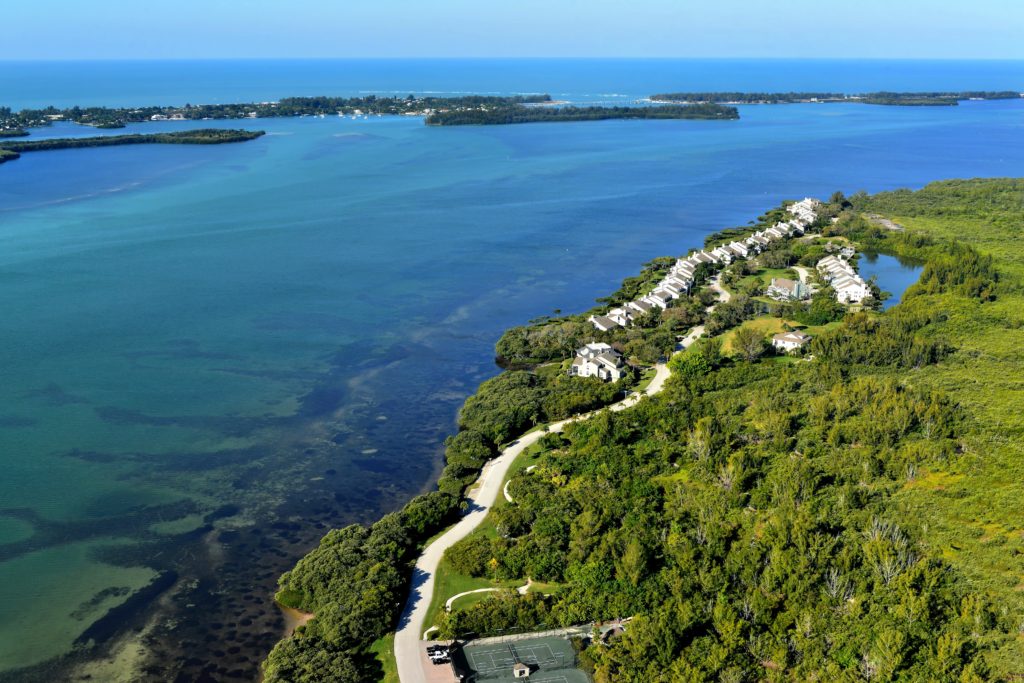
[
  {"left": 425, "top": 102, "right": 738, "bottom": 125},
  {"left": 0, "top": 129, "right": 264, "bottom": 165},
  {"left": 649, "top": 90, "right": 1022, "bottom": 106},
  {"left": 0, "top": 96, "right": 737, "bottom": 136},
  {"left": 1, "top": 89, "right": 1017, "bottom": 167},
  {"left": 0, "top": 96, "right": 553, "bottom": 131},
  {"left": 2, "top": 89, "right": 1017, "bottom": 139}
]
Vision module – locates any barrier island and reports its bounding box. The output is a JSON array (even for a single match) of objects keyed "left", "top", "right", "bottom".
[
  {"left": 0, "top": 128, "right": 264, "bottom": 165},
  {"left": 649, "top": 90, "right": 1022, "bottom": 106},
  {"left": 0, "top": 96, "right": 554, "bottom": 130},
  {"left": 1, "top": 96, "right": 737, "bottom": 134},
  {"left": 425, "top": 102, "right": 738, "bottom": 125}
]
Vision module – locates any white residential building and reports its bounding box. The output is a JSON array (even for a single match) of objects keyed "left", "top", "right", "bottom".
[
  {"left": 606, "top": 308, "right": 633, "bottom": 327},
  {"left": 588, "top": 314, "right": 620, "bottom": 332},
  {"left": 661, "top": 282, "right": 686, "bottom": 297},
  {"left": 569, "top": 343, "right": 628, "bottom": 382},
  {"left": 772, "top": 330, "right": 812, "bottom": 353},
  {"left": 788, "top": 198, "right": 820, "bottom": 226},
  {"left": 663, "top": 275, "right": 692, "bottom": 291},
  {"left": 767, "top": 277, "right": 810, "bottom": 301},
  {"left": 672, "top": 262, "right": 696, "bottom": 278},
  {"left": 833, "top": 278, "right": 872, "bottom": 304},
  {"left": 727, "top": 241, "right": 750, "bottom": 258},
  {"left": 627, "top": 300, "right": 655, "bottom": 316},
  {"left": 692, "top": 251, "right": 716, "bottom": 265},
  {"left": 817, "top": 255, "right": 872, "bottom": 304},
  {"left": 643, "top": 290, "right": 674, "bottom": 309},
  {"left": 711, "top": 246, "right": 733, "bottom": 263}
]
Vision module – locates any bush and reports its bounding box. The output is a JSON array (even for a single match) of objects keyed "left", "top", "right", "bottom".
[{"left": 446, "top": 534, "right": 494, "bottom": 576}]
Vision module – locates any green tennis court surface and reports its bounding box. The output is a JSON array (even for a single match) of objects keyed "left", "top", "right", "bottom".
[{"left": 452, "top": 635, "right": 589, "bottom": 682}]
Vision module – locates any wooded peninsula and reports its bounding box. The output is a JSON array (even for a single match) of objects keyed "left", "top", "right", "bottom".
[
  {"left": 425, "top": 102, "right": 738, "bottom": 125},
  {"left": 260, "top": 178, "right": 1024, "bottom": 682},
  {"left": 0, "top": 129, "right": 265, "bottom": 164},
  {"left": 649, "top": 90, "right": 1022, "bottom": 106}
]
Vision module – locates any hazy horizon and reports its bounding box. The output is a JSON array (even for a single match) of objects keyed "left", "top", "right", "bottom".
[{"left": 5, "top": 0, "right": 1023, "bottom": 61}]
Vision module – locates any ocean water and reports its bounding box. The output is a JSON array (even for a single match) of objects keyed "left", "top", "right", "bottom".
[
  {"left": 3, "top": 58, "right": 1024, "bottom": 110},
  {"left": 1, "top": 59, "right": 1023, "bottom": 681}
]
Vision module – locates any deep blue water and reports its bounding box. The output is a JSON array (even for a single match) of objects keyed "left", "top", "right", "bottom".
[
  {"left": 859, "top": 253, "right": 925, "bottom": 309},
  {"left": 2, "top": 58, "right": 1023, "bottom": 109},
  {"left": 0, "top": 59, "right": 1022, "bottom": 681}
]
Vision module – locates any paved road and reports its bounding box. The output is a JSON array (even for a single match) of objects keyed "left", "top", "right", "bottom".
[
  {"left": 394, "top": 315, "right": 716, "bottom": 683},
  {"left": 708, "top": 275, "right": 732, "bottom": 304}
]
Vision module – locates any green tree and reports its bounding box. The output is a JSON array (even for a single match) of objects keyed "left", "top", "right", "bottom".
[{"left": 732, "top": 325, "right": 766, "bottom": 361}]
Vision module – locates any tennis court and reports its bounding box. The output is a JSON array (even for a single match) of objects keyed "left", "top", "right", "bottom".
[{"left": 453, "top": 635, "right": 589, "bottom": 683}]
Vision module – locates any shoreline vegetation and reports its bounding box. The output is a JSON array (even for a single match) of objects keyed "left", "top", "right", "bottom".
[
  {"left": 261, "top": 178, "right": 1024, "bottom": 682},
  {"left": 648, "top": 90, "right": 1022, "bottom": 106},
  {"left": 0, "top": 128, "right": 265, "bottom": 165}
]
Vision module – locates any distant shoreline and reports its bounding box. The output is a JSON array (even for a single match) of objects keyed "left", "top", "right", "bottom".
[{"left": 645, "top": 90, "right": 1022, "bottom": 106}]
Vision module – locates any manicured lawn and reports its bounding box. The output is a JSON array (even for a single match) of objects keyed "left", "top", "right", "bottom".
[
  {"left": 369, "top": 633, "right": 398, "bottom": 683},
  {"left": 748, "top": 266, "right": 798, "bottom": 287},
  {"left": 425, "top": 557, "right": 521, "bottom": 630},
  {"left": 447, "top": 587, "right": 506, "bottom": 612}
]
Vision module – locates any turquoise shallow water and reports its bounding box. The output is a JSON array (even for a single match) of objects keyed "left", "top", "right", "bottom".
[{"left": 1, "top": 60, "right": 1023, "bottom": 679}]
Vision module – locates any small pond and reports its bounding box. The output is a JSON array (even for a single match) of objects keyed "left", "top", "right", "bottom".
[{"left": 858, "top": 253, "right": 924, "bottom": 310}]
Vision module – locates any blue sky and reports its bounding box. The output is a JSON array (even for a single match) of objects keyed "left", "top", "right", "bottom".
[{"left": 4, "top": 0, "right": 1023, "bottom": 60}]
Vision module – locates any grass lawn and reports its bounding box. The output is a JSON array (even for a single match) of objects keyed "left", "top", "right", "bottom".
[
  {"left": 720, "top": 315, "right": 843, "bottom": 358},
  {"left": 526, "top": 580, "right": 566, "bottom": 595},
  {"left": 740, "top": 266, "right": 797, "bottom": 290},
  {"left": 369, "top": 633, "right": 398, "bottom": 683},
  {"left": 633, "top": 366, "right": 658, "bottom": 392},
  {"left": 720, "top": 316, "right": 792, "bottom": 355},
  {"left": 800, "top": 320, "right": 843, "bottom": 337},
  {"left": 425, "top": 557, "right": 521, "bottom": 630},
  {"left": 447, "top": 588, "right": 508, "bottom": 612}
]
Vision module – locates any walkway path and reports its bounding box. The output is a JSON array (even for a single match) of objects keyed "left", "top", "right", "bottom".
[
  {"left": 395, "top": 302, "right": 720, "bottom": 682},
  {"left": 442, "top": 579, "right": 534, "bottom": 614},
  {"left": 708, "top": 275, "right": 732, "bottom": 304}
]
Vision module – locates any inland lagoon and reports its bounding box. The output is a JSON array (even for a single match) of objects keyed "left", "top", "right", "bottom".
[{"left": 859, "top": 252, "right": 926, "bottom": 309}]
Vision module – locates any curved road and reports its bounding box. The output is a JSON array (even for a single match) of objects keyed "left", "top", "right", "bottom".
[{"left": 394, "top": 293, "right": 722, "bottom": 682}]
